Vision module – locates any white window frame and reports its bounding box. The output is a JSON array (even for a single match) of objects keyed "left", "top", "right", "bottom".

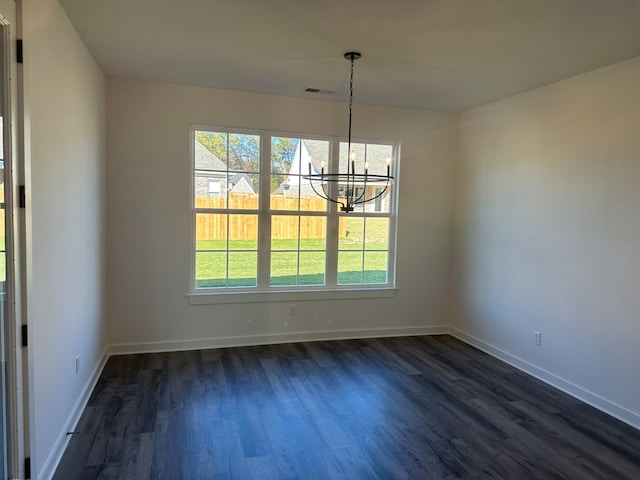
[{"left": 188, "top": 125, "right": 399, "bottom": 304}]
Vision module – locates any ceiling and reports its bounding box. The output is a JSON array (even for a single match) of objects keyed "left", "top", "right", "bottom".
[{"left": 59, "top": 0, "right": 640, "bottom": 111}]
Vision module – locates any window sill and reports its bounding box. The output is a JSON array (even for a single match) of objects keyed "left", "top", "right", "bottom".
[{"left": 186, "top": 287, "right": 397, "bottom": 305}]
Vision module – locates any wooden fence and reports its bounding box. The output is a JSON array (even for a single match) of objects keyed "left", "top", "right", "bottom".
[{"left": 195, "top": 195, "right": 345, "bottom": 240}]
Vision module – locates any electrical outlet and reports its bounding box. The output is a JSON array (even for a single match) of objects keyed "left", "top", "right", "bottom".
[
  {"left": 75, "top": 355, "right": 80, "bottom": 375},
  {"left": 289, "top": 304, "right": 297, "bottom": 316},
  {"left": 534, "top": 331, "right": 542, "bottom": 346}
]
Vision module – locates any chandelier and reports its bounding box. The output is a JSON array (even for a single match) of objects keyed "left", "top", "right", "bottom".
[{"left": 304, "top": 52, "right": 394, "bottom": 212}]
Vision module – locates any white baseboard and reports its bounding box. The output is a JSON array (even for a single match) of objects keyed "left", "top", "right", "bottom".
[
  {"left": 109, "top": 325, "right": 449, "bottom": 356},
  {"left": 38, "top": 346, "right": 110, "bottom": 480},
  {"left": 449, "top": 327, "right": 640, "bottom": 431}
]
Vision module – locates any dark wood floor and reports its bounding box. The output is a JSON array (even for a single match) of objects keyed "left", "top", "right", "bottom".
[{"left": 53, "top": 335, "right": 640, "bottom": 479}]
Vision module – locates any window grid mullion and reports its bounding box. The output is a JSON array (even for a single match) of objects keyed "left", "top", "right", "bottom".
[
  {"left": 324, "top": 140, "right": 340, "bottom": 287},
  {"left": 361, "top": 216, "right": 368, "bottom": 285},
  {"left": 225, "top": 212, "right": 230, "bottom": 288},
  {"left": 296, "top": 216, "right": 301, "bottom": 284},
  {"left": 223, "top": 135, "right": 230, "bottom": 288},
  {"left": 295, "top": 138, "right": 302, "bottom": 285},
  {"left": 258, "top": 133, "right": 272, "bottom": 288}
]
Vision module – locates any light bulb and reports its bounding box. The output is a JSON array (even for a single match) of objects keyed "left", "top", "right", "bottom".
[
  {"left": 350, "top": 151, "right": 356, "bottom": 161},
  {"left": 386, "top": 156, "right": 391, "bottom": 165},
  {"left": 365, "top": 162, "right": 369, "bottom": 170}
]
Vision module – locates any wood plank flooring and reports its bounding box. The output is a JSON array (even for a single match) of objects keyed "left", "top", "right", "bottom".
[{"left": 53, "top": 335, "right": 640, "bottom": 479}]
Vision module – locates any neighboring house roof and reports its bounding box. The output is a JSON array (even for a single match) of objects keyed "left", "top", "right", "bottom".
[
  {"left": 195, "top": 140, "right": 227, "bottom": 171},
  {"left": 229, "top": 173, "right": 255, "bottom": 194},
  {"left": 304, "top": 140, "right": 330, "bottom": 173}
]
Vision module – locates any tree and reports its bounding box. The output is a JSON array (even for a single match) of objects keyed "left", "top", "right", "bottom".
[
  {"left": 270, "top": 137, "right": 298, "bottom": 192},
  {"left": 271, "top": 137, "right": 297, "bottom": 174}
]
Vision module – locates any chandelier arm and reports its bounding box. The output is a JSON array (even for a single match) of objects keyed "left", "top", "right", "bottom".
[
  {"left": 307, "top": 178, "right": 345, "bottom": 209},
  {"left": 321, "top": 181, "right": 347, "bottom": 210},
  {"left": 353, "top": 171, "right": 368, "bottom": 204},
  {"left": 308, "top": 179, "right": 333, "bottom": 203}
]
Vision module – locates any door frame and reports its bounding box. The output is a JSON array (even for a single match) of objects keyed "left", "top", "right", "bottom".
[{"left": 0, "top": 0, "right": 28, "bottom": 478}]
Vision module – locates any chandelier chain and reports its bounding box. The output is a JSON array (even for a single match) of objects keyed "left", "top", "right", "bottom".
[
  {"left": 348, "top": 54, "right": 354, "bottom": 154},
  {"left": 302, "top": 51, "right": 394, "bottom": 213}
]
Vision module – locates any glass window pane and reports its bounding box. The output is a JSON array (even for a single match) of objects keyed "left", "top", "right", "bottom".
[
  {"left": 194, "top": 173, "right": 227, "bottom": 208},
  {"left": 270, "top": 173, "right": 288, "bottom": 195},
  {"left": 339, "top": 217, "right": 364, "bottom": 251},
  {"left": 195, "top": 214, "right": 226, "bottom": 250},
  {"left": 338, "top": 251, "right": 363, "bottom": 285},
  {"left": 196, "top": 252, "right": 227, "bottom": 288},
  {"left": 271, "top": 252, "right": 298, "bottom": 286},
  {"left": 195, "top": 131, "right": 227, "bottom": 170},
  {"left": 271, "top": 137, "right": 299, "bottom": 175},
  {"left": 271, "top": 181, "right": 330, "bottom": 212},
  {"left": 228, "top": 252, "right": 257, "bottom": 287},
  {"left": 228, "top": 172, "right": 259, "bottom": 210},
  {"left": 271, "top": 137, "right": 299, "bottom": 211},
  {"left": 301, "top": 139, "right": 329, "bottom": 211},
  {"left": 299, "top": 181, "right": 327, "bottom": 212},
  {"left": 365, "top": 144, "right": 393, "bottom": 175},
  {"left": 228, "top": 214, "right": 258, "bottom": 250},
  {"left": 370, "top": 186, "right": 391, "bottom": 213},
  {"left": 271, "top": 178, "right": 300, "bottom": 211},
  {"left": 299, "top": 216, "right": 326, "bottom": 251},
  {"left": 228, "top": 133, "right": 260, "bottom": 172},
  {"left": 299, "top": 252, "right": 325, "bottom": 286},
  {"left": 364, "top": 252, "right": 388, "bottom": 284},
  {"left": 271, "top": 215, "right": 299, "bottom": 250},
  {"left": 365, "top": 218, "right": 389, "bottom": 250},
  {"left": 304, "top": 139, "right": 330, "bottom": 177},
  {"left": 336, "top": 142, "right": 394, "bottom": 213},
  {"left": 271, "top": 138, "right": 329, "bottom": 212},
  {"left": 339, "top": 142, "right": 366, "bottom": 174}
]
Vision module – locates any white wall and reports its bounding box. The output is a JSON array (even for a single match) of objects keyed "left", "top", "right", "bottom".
[
  {"left": 106, "top": 78, "right": 458, "bottom": 350},
  {"left": 23, "top": 0, "right": 107, "bottom": 477},
  {"left": 452, "top": 57, "right": 640, "bottom": 427}
]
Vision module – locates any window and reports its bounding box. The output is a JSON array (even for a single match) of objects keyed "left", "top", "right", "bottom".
[
  {"left": 192, "top": 127, "right": 398, "bottom": 296},
  {"left": 194, "top": 130, "right": 260, "bottom": 288}
]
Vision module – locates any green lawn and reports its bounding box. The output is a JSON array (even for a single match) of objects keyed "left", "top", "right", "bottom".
[{"left": 196, "top": 223, "right": 390, "bottom": 288}]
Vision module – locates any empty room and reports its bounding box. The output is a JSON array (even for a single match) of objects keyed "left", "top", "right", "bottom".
[{"left": 1, "top": 0, "right": 638, "bottom": 479}]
